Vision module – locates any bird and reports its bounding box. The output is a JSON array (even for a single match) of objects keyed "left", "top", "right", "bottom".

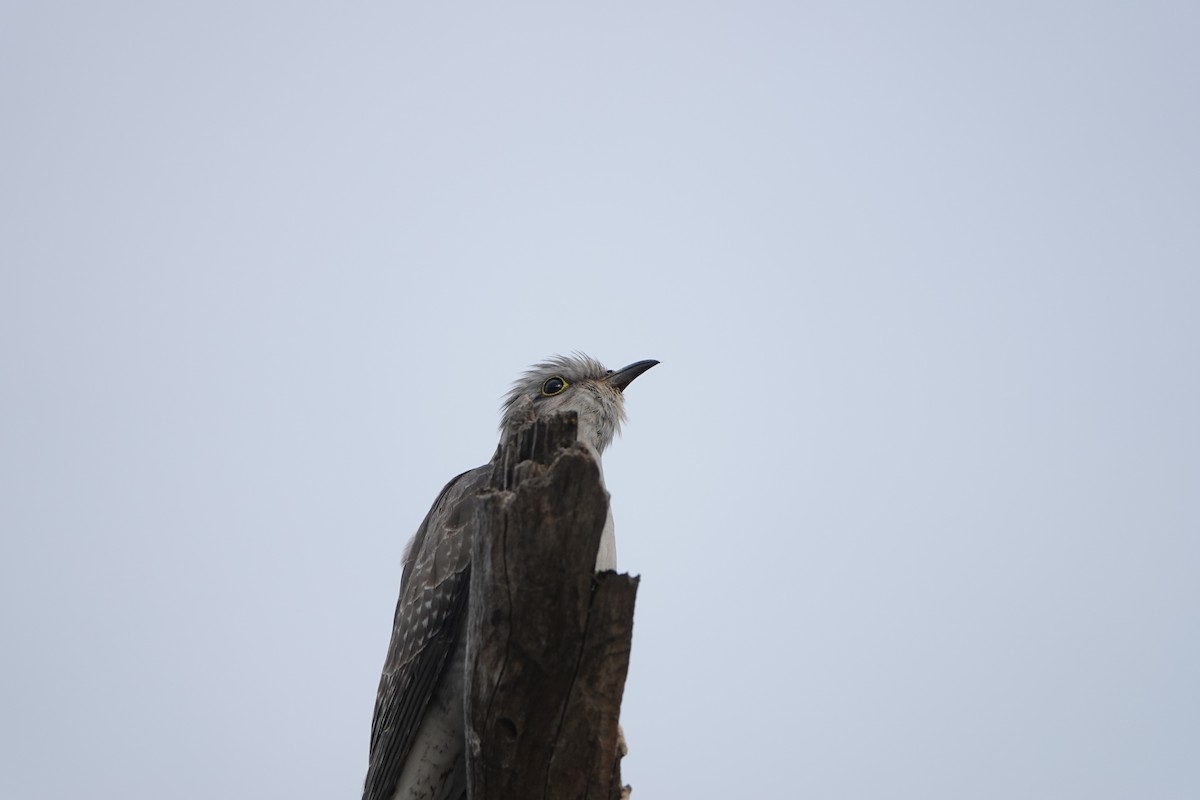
[{"left": 363, "top": 353, "right": 658, "bottom": 800}]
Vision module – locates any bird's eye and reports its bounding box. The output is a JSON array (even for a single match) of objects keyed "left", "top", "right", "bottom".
[{"left": 541, "top": 376, "right": 569, "bottom": 396}]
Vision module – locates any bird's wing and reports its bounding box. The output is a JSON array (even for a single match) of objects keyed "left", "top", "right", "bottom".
[{"left": 363, "top": 464, "right": 492, "bottom": 800}]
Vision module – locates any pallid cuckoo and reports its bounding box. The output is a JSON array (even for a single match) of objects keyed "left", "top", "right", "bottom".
[{"left": 363, "top": 354, "right": 658, "bottom": 800}]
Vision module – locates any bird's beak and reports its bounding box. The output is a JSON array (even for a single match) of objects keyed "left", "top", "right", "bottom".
[{"left": 605, "top": 359, "right": 659, "bottom": 392}]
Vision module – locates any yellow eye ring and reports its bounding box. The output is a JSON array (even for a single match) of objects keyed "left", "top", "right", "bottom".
[{"left": 541, "top": 376, "right": 569, "bottom": 396}]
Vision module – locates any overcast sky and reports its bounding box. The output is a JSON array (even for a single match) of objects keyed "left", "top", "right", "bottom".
[{"left": 2, "top": 2, "right": 1198, "bottom": 798}]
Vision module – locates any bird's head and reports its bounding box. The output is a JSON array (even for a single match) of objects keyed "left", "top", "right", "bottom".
[{"left": 500, "top": 353, "right": 659, "bottom": 455}]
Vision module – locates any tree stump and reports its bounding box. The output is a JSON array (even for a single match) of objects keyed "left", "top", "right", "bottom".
[{"left": 465, "top": 413, "right": 637, "bottom": 800}]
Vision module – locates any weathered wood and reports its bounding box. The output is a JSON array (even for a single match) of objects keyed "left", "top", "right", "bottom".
[{"left": 465, "top": 413, "right": 637, "bottom": 800}]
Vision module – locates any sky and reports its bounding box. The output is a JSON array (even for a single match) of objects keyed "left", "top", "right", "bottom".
[{"left": 2, "top": 2, "right": 1198, "bottom": 798}]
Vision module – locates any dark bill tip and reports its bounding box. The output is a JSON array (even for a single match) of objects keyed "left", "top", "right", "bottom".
[{"left": 605, "top": 359, "right": 660, "bottom": 392}]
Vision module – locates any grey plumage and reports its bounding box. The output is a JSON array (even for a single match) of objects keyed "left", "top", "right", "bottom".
[{"left": 364, "top": 354, "right": 657, "bottom": 800}]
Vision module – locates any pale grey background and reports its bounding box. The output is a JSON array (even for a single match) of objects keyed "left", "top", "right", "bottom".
[{"left": 2, "top": 2, "right": 1197, "bottom": 798}]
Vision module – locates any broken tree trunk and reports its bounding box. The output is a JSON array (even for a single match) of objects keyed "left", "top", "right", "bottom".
[{"left": 464, "top": 412, "right": 637, "bottom": 800}]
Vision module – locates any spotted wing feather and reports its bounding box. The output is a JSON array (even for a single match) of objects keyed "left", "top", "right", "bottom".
[{"left": 363, "top": 465, "right": 492, "bottom": 800}]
